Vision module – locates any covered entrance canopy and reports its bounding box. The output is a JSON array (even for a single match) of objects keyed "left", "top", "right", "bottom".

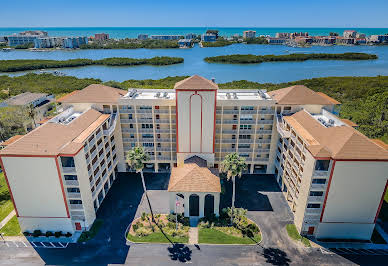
[{"left": 168, "top": 156, "right": 221, "bottom": 217}]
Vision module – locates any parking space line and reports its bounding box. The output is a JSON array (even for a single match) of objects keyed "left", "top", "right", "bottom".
[
  {"left": 12, "top": 241, "right": 18, "bottom": 247},
  {"left": 50, "top": 242, "right": 56, "bottom": 247},
  {"left": 40, "top": 242, "right": 46, "bottom": 247},
  {"left": 31, "top": 242, "right": 37, "bottom": 247},
  {"left": 5, "top": 242, "right": 9, "bottom": 247},
  {"left": 58, "top": 242, "right": 65, "bottom": 247},
  {"left": 22, "top": 242, "right": 27, "bottom": 247}
]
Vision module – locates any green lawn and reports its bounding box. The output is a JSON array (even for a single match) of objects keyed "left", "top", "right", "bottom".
[
  {"left": 77, "top": 219, "right": 103, "bottom": 242},
  {"left": 286, "top": 224, "right": 311, "bottom": 247},
  {"left": 0, "top": 216, "right": 21, "bottom": 236},
  {"left": 198, "top": 227, "right": 261, "bottom": 244},
  {"left": 0, "top": 172, "right": 14, "bottom": 221},
  {"left": 127, "top": 231, "right": 188, "bottom": 244}
]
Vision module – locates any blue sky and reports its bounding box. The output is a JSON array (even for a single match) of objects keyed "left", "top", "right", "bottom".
[{"left": 1, "top": 0, "right": 388, "bottom": 28}]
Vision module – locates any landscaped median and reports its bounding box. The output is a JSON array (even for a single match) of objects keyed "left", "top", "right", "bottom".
[
  {"left": 286, "top": 224, "right": 311, "bottom": 247},
  {"left": 0, "top": 216, "right": 21, "bottom": 236},
  {"left": 126, "top": 213, "right": 189, "bottom": 244},
  {"left": 198, "top": 208, "right": 261, "bottom": 245}
]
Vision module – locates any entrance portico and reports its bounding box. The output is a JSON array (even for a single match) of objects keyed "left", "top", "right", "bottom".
[{"left": 168, "top": 157, "right": 221, "bottom": 218}]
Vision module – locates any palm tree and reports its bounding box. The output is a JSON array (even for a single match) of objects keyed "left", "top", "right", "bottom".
[
  {"left": 126, "top": 146, "right": 155, "bottom": 222},
  {"left": 27, "top": 104, "right": 37, "bottom": 128},
  {"left": 220, "top": 152, "right": 247, "bottom": 224}
]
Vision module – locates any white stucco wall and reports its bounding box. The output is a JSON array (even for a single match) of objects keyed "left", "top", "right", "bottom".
[
  {"left": 2, "top": 156, "right": 68, "bottom": 218},
  {"left": 18, "top": 217, "right": 73, "bottom": 233},
  {"left": 177, "top": 90, "right": 215, "bottom": 154},
  {"left": 317, "top": 160, "right": 388, "bottom": 239}
]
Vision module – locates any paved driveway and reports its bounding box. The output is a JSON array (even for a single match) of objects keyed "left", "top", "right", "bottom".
[{"left": 0, "top": 173, "right": 386, "bottom": 265}]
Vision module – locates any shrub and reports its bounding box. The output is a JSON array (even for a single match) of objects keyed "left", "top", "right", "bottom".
[
  {"left": 132, "top": 223, "right": 139, "bottom": 232},
  {"left": 65, "top": 232, "right": 72, "bottom": 237},
  {"left": 32, "top": 230, "right": 42, "bottom": 237},
  {"left": 167, "top": 222, "right": 175, "bottom": 229},
  {"left": 23, "top": 231, "right": 30, "bottom": 237},
  {"left": 54, "top": 231, "right": 62, "bottom": 238},
  {"left": 141, "top": 212, "right": 147, "bottom": 221},
  {"left": 45, "top": 231, "right": 54, "bottom": 237},
  {"left": 135, "top": 227, "right": 152, "bottom": 237},
  {"left": 167, "top": 213, "right": 176, "bottom": 223}
]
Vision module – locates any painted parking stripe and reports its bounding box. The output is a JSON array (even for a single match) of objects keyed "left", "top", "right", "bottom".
[
  {"left": 40, "top": 242, "right": 46, "bottom": 247},
  {"left": 58, "top": 242, "right": 65, "bottom": 248},
  {"left": 12, "top": 241, "right": 18, "bottom": 247},
  {"left": 31, "top": 242, "right": 37, "bottom": 247},
  {"left": 22, "top": 242, "right": 27, "bottom": 247},
  {"left": 5, "top": 242, "right": 9, "bottom": 247},
  {"left": 50, "top": 242, "right": 56, "bottom": 247}
]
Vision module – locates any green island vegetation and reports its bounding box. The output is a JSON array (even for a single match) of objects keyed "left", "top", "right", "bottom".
[
  {"left": 0, "top": 216, "right": 22, "bottom": 236},
  {"left": 0, "top": 172, "right": 14, "bottom": 221},
  {"left": 78, "top": 219, "right": 104, "bottom": 242},
  {"left": 80, "top": 39, "right": 180, "bottom": 49},
  {"left": 204, "top": 53, "right": 378, "bottom": 64},
  {"left": 127, "top": 213, "right": 189, "bottom": 243},
  {"left": 0, "top": 74, "right": 387, "bottom": 145},
  {"left": 245, "top": 37, "right": 269, "bottom": 44},
  {"left": 202, "top": 39, "right": 235, "bottom": 47},
  {"left": 198, "top": 208, "right": 261, "bottom": 244},
  {"left": 0, "top": 57, "right": 184, "bottom": 72},
  {"left": 286, "top": 224, "right": 311, "bottom": 247}
]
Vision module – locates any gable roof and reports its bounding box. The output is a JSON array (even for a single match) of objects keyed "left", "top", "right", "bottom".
[
  {"left": 267, "top": 85, "right": 339, "bottom": 105},
  {"left": 284, "top": 110, "right": 388, "bottom": 160},
  {"left": 168, "top": 163, "right": 221, "bottom": 193},
  {"left": 58, "top": 84, "right": 127, "bottom": 104},
  {"left": 0, "top": 135, "right": 24, "bottom": 147},
  {"left": 0, "top": 109, "right": 109, "bottom": 156},
  {"left": 174, "top": 75, "right": 218, "bottom": 90}
]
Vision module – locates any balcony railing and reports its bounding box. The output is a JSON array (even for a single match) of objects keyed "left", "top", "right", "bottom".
[
  {"left": 69, "top": 204, "right": 83, "bottom": 210},
  {"left": 305, "top": 208, "right": 322, "bottom": 215},
  {"left": 308, "top": 196, "right": 324, "bottom": 202},
  {"left": 257, "top": 129, "right": 273, "bottom": 135},
  {"left": 154, "top": 109, "right": 169, "bottom": 114},
  {"left": 65, "top": 180, "right": 79, "bottom": 186},
  {"left": 96, "top": 130, "right": 103, "bottom": 140},
  {"left": 276, "top": 115, "right": 291, "bottom": 138},
  {"left": 216, "top": 139, "right": 237, "bottom": 144},
  {"left": 119, "top": 109, "right": 134, "bottom": 113},
  {"left": 62, "top": 166, "right": 76, "bottom": 174},
  {"left": 120, "top": 119, "right": 136, "bottom": 123},
  {"left": 310, "top": 183, "right": 326, "bottom": 190},
  {"left": 313, "top": 170, "right": 329, "bottom": 177},
  {"left": 67, "top": 192, "right": 81, "bottom": 199},
  {"left": 257, "top": 139, "right": 271, "bottom": 144}
]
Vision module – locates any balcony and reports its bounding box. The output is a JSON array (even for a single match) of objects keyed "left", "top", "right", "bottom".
[
  {"left": 138, "top": 129, "right": 154, "bottom": 133},
  {"left": 276, "top": 115, "right": 291, "bottom": 138},
  {"left": 154, "top": 109, "right": 169, "bottom": 114},
  {"left": 238, "top": 139, "right": 254, "bottom": 144},
  {"left": 305, "top": 208, "right": 322, "bottom": 215},
  {"left": 62, "top": 166, "right": 76, "bottom": 174},
  {"left": 123, "top": 138, "right": 135, "bottom": 142},
  {"left": 313, "top": 170, "right": 329, "bottom": 178},
  {"left": 256, "top": 149, "right": 270, "bottom": 153},
  {"left": 156, "top": 128, "right": 175, "bottom": 133},
  {"left": 96, "top": 130, "right": 103, "bottom": 140},
  {"left": 238, "top": 129, "right": 254, "bottom": 134},
  {"left": 257, "top": 129, "right": 273, "bottom": 135},
  {"left": 121, "top": 128, "right": 136, "bottom": 133},
  {"left": 257, "top": 139, "right": 271, "bottom": 144},
  {"left": 65, "top": 180, "right": 79, "bottom": 186},
  {"left": 154, "top": 119, "right": 171, "bottom": 124},
  {"left": 120, "top": 119, "right": 136, "bottom": 123},
  {"left": 119, "top": 109, "right": 134, "bottom": 113},
  {"left": 67, "top": 192, "right": 81, "bottom": 199},
  {"left": 240, "top": 110, "right": 256, "bottom": 114},
  {"left": 103, "top": 113, "right": 117, "bottom": 136},
  {"left": 90, "top": 149, "right": 97, "bottom": 159},
  {"left": 98, "top": 142, "right": 103, "bottom": 151},
  {"left": 137, "top": 109, "right": 152, "bottom": 113},
  {"left": 311, "top": 183, "right": 326, "bottom": 190},
  {"left": 308, "top": 196, "right": 324, "bottom": 202},
  {"left": 216, "top": 129, "right": 237, "bottom": 134},
  {"left": 258, "top": 120, "right": 273, "bottom": 124},
  {"left": 258, "top": 110, "right": 274, "bottom": 114},
  {"left": 89, "top": 137, "right": 96, "bottom": 146},
  {"left": 156, "top": 138, "right": 176, "bottom": 142},
  {"left": 92, "top": 161, "right": 99, "bottom": 171},
  {"left": 216, "top": 139, "right": 237, "bottom": 144},
  {"left": 139, "top": 138, "right": 154, "bottom": 142},
  {"left": 69, "top": 204, "right": 83, "bottom": 210}
]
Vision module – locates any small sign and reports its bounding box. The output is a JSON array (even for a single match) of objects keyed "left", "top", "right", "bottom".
[{"left": 176, "top": 202, "right": 180, "bottom": 206}]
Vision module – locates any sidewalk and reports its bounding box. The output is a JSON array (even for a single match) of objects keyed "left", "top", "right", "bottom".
[{"left": 0, "top": 210, "right": 16, "bottom": 229}]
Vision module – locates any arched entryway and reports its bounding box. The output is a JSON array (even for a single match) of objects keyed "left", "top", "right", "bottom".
[
  {"left": 204, "top": 194, "right": 214, "bottom": 217},
  {"left": 189, "top": 194, "right": 199, "bottom": 216}
]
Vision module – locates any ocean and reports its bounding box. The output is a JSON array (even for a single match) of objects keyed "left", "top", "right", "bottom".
[{"left": 0, "top": 27, "right": 388, "bottom": 38}]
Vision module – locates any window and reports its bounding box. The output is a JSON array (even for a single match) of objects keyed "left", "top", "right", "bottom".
[
  {"left": 142, "top": 124, "right": 153, "bottom": 129},
  {"left": 110, "top": 136, "right": 115, "bottom": 142},
  {"left": 238, "top": 144, "right": 250, "bottom": 149},
  {"left": 240, "top": 114, "right": 253, "bottom": 121},
  {"left": 309, "top": 191, "right": 324, "bottom": 197},
  {"left": 240, "top": 125, "right": 252, "bottom": 130},
  {"left": 140, "top": 106, "right": 152, "bottom": 110},
  {"left": 143, "top": 134, "right": 153, "bottom": 138},
  {"left": 67, "top": 187, "right": 80, "bottom": 193},
  {"left": 61, "top": 157, "right": 75, "bottom": 167},
  {"left": 315, "top": 160, "right": 330, "bottom": 171},
  {"left": 64, "top": 175, "right": 77, "bottom": 180},
  {"left": 307, "top": 203, "right": 320, "bottom": 209},
  {"left": 312, "top": 178, "right": 326, "bottom": 184},
  {"left": 240, "top": 154, "right": 249, "bottom": 158},
  {"left": 241, "top": 106, "right": 254, "bottom": 110},
  {"left": 96, "top": 129, "right": 101, "bottom": 136},
  {"left": 70, "top": 200, "right": 82, "bottom": 205},
  {"left": 142, "top": 143, "right": 154, "bottom": 147},
  {"left": 232, "top": 125, "right": 237, "bottom": 130},
  {"left": 239, "top": 135, "right": 251, "bottom": 139},
  {"left": 156, "top": 114, "right": 160, "bottom": 119}
]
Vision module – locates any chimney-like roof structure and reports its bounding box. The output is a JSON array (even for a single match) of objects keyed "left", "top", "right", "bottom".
[{"left": 174, "top": 75, "right": 218, "bottom": 90}]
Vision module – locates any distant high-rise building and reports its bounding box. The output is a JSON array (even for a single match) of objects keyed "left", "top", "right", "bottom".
[
  {"left": 137, "top": 34, "right": 149, "bottom": 40},
  {"left": 243, "top": 30, "right": 256, "bottom": 39},
  {"left": 94, "top": 33, "right": 109, "bottom": 41}
]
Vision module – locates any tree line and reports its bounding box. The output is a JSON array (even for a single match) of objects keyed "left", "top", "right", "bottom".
[
  {"left": 0, "top": 57, "right": 184, "bottom": 72},
  {"left": 204, "top": 53, "right": 378, "bottom": 64},
  {"left": 80, "top": 39, "right": 180, "bottom": 49}
]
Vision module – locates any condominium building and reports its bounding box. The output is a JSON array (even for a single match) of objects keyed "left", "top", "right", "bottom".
[
  {"left": 150, "top": 35, "right": 182, "bottom": 40},
  {"left": 243, "top": 30, "right": 256, "bottom": 39},
  {"left": 0, "top": 75, "right": 387, "bottom": 240},
  {"left": 94, "top": 33, "right": 109, "bottom": 41}
]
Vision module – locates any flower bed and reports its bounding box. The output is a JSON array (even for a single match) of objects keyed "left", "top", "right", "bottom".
[
  {"left": 127, "top": 213, "right": 189, "bottom": 244},
  {"left": 198, "top": 208, "right": 261, "bottom": 244}
]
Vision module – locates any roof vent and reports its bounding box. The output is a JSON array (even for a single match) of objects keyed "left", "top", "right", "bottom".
[
  {"left": 211, "top": 77, "right": 216, "bottom": 83},
  {"left": 233, "top": 92, "right": 238, "bottom": 99},
  {"left": 155, "top": 92, "right": 161, "bottom": 98}
]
